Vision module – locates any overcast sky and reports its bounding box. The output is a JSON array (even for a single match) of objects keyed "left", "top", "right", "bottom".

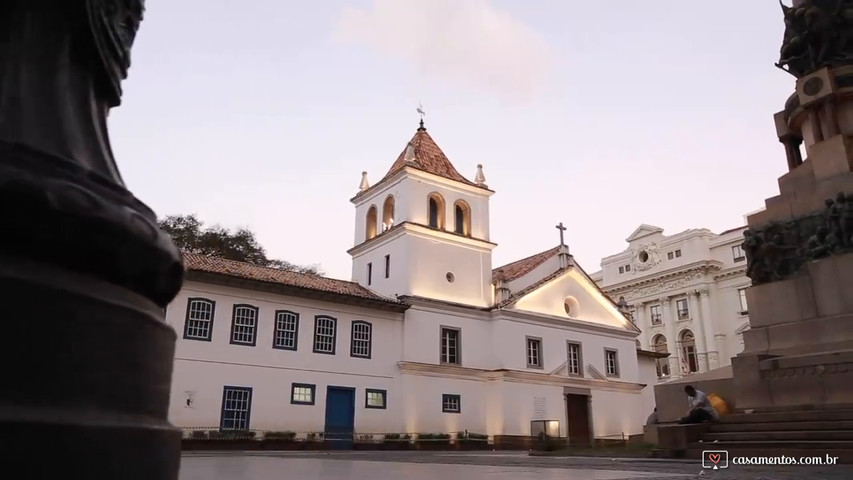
[{"left": 111, "top": 0, "right": 793, "bottom": 279}]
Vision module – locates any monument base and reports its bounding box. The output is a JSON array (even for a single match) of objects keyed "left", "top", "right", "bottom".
[{"left": 0, "top": 255, "right": 180, "bottom": 479}]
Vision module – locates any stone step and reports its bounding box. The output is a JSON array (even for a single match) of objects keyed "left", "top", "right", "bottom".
[
  {"left": 690, "top": 440, "right": 853, "bottom": 450},
  {"left": 703, "top": 430, "right": 853, "bottom": 442},
  {"left": 720, "top": 409, "right": 853, "bottom": 424},
  {"left": 710, "top": 420, "right": 853, "bottom": 432},
  {"left": 685, "top": 446, "right": 853, "bottom": 464}
]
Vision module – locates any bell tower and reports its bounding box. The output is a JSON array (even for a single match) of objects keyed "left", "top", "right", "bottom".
[{"left": 348, "top": 120, "right": 497, "bottom": 307}]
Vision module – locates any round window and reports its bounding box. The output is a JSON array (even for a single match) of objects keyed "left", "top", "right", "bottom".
[
  {"left": 446, "top": 272, "right": 455, "bottom": 283},
  {"left": 564, "top": 296, "right": 580, "bottom": 317},
  {"left": 639, "top": 251, "right": 649, "bottom": 263}
]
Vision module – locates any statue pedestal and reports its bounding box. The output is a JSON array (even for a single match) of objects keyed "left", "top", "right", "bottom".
[{"left": 733, "top": 67, "right": 853, "bottom": 410}]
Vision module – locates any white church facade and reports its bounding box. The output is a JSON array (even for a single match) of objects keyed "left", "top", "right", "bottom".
[
  {"left": 165, "top": 122, "right": 662, "bottom": 445},
  {"left": 591, "top": 224, "right": 752, "bottom": 382}
]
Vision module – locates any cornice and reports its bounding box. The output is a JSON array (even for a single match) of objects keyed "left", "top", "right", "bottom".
[
  {"left": 347, "top": 221, "right": 497, "bottom": 256},
  {"left": 601, "top": 229, "right": 716, "bottom": 263},
  {"left": 713, "top": 266, "right": 747, "bottom": 281},
  {"left": 492, "top": 308, "right": 640, "bottom": 340},
  {"left": 602, "top": 260, "right": 723, "bottom": 294},
  {"left": 397, "top": 361, "right": 645, "bottom": 392}
]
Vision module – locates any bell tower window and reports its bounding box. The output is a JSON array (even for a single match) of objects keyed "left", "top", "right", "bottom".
[
  {"left": 428, "top": 193, "right": 446, "bottom": 229},
  {"left": 366, "top": 205, "right": 378, "bottom": 240},
  {"left": 382, "top": 195, "right": 395, "bottom": 232},
  {"left": 454, "top": 200, "right": 471, "bottom": 236}
]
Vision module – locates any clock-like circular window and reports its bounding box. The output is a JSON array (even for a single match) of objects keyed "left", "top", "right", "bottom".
[
  {"left": 446, "top": 272, "right": 455, "bottom": 283},
  {"left": 639, "top": 250, "right": 649, "bottom": 263}
]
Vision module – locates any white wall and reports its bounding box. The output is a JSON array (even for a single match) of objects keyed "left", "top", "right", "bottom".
[
  {"left": 165, "top": 281, "right": 405, "bottom": 430},
  {"left": 402, "top": 306, "right": 494, "bottom": 368}
]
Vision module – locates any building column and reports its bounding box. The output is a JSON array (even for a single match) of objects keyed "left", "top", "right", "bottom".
[
  {"left": 634, "top": 302, "right": 648, "bottom": 348},
  {"left": 699, "top": 289, "right": 719, "bottom": 369},
  {"left": 661, "top": 297, "right": 679, "bottom": 377},
  {"left": 688, "top": 291, "right": 708, "bottom": 373}
]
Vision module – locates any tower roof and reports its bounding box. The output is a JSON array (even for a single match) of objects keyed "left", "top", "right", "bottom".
[{"left": 381, "top": 127, "right": 482, "bottom": 188}]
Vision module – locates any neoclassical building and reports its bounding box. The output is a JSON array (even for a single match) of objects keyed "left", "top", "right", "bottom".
[
  {"left": 591, "top": 224, "right": 751, "bottom": 381},
  {"left": 164, "top": 122, "right": 661, "bottom": 444}
]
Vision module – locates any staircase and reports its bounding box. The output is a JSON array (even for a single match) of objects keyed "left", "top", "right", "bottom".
[{"left": 687, "top": 408, "right": 853, "bottom": 464}]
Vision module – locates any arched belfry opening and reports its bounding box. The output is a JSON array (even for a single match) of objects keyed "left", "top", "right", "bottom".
[
  {"left": 366, "top": 205, "right": 378, "bottom": 240},
  {"left": 454, "top": 200, "right": 471, "bottom": 236},
  {"left": 382, "top": 195, "right": 395, "bottom": 231},
  {"left": 428, "top": 193, "right": 446, "bottom": 229}
]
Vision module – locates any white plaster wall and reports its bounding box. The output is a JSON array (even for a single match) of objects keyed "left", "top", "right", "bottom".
[
  {"left": 513, "top": 270, "right": 636, "bottom": 331},
  {"left": 350, "top": 235, "right": 410, "bottom": 299},
  {"left": 713, "top": 275, "right": 752, "bottom": 360},
  {"left": 491, "top": 317, "right": 639, "bottom": 380},
  {"left": 402, "top": 307, "right": 494, "bottom": 368},
  {"left": 590, "top": 390, "right": 645, "bottom": 437},
  {"left": 165, "top": 281, "right": 405, "bottom": 430},
  {"left": 400, "top": 374, "right": 489, "bottom": 435},
  {"left": 497, "top": 382, "right": 566, "bottom": 437},
  {"left": 638, "top": 355, "right": 659, "bottom": 420},
  {"left": 407, "top": 234, "right": 493, "bottom": 306},
  {"left": 170, "top": 359, "right": 403, "bottom": 433}
]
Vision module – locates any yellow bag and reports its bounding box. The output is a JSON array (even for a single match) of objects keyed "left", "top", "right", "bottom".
[{"left": 709, "top": 393, "right": 730, "bottom": 416}]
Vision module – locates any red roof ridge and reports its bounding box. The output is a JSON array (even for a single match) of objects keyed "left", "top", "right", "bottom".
[
  {"left": 382, "top": 128, "right": 479, "bottom": 187},
  {"left": 182, "top": 252, "right": 396, "bottom": 304},
  {"left": 492, "top": 246, "right": 560, "bottom": 283}
]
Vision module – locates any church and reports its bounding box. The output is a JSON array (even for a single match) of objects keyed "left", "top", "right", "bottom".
[{"left": 165, "top": 120, "right": 662, "bottom": 445}]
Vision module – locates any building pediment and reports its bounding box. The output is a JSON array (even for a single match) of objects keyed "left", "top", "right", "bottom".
[
  {"left": 500, "top": 267, "right": 640, "bottom": 334},
  {"left": 626, "top": 224, "right": 664, "bottom": 243}
]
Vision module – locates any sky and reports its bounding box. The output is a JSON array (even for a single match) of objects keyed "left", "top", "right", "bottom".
[{"left": 111, "top": 0, "right": 794, "bottom": 280}]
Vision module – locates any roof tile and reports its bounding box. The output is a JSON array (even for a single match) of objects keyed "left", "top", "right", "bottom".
[
  {"left": 382, "top": 128, "right": 480, "bottom": 188},
  {"left": 492, "top": 246, "right": 559, "bottom": 282},
  {"left": 182, "top": 252, "right": 396, "bottom": 303}
]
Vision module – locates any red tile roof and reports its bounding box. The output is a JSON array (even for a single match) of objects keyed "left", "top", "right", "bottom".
[
  {"left": 492, "top": 246, "right": 559, "bottom": 282},
  {"left": 382, "top": 127, "right": 482, "bottom": 188},
  {"left": 182, "top": 252, "right": 400, "bottom": 305}
]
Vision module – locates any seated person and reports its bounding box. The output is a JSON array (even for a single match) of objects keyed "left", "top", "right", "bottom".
[{"left": 679, "top": 385, "right": 719, "bottom": 424}]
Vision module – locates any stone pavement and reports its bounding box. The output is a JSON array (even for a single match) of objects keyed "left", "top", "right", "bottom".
[{"left": 180, "top": 451, "right": 853, "bottom": 479}]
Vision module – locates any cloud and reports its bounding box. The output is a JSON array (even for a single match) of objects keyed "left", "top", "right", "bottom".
[{"left": 333, "top": 0, "right": 553, "bottom": 101}]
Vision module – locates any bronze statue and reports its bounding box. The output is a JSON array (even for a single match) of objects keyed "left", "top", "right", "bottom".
[
  {"left": 778, "top": 0, "right": 853, "bottom": 77},
  {"left": 1, "top": 2, "right": 183, "bottom": 478},
  {"left": 0, "top": 0, "right": 144, "bottom": 184}
]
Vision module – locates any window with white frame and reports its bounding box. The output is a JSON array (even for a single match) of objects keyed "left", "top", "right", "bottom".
[
  {"left": 649, "top": 304, "right": 662, "bottom": 325},
  {"left": 273, "top": 310, "right": 299, "bottom": 350},
  {"left": 220, "top": 386, "right": 252, "bottom": 430},
  {"left": 605, "top": 349, "right": 619, "bottom": 377},
  {"left": 440, "top": 327, "right": 460, "bottom": 364},
  {"left": 732, "top": 244, "right": 745, "bottom": 262},
  {"left": 738, "top": 287, "right": 748, "bottom": 313},
  {"left": 290, "top": 383, "right": 315, "bottom": 405},
  {"left": 313, "top": 316, "right": 337, "bottom": 354},
  {"left": 567, "top": 342, "right": 582, "bottom": 376},
  {"left": 676, "top": 298, "right": 689, "bottom": 319},
  {"left": 526, "top": 337, "right": 543, "bottom": 368},
  {"left": 442, "top": 394, "right": 461, "bottom": 413},
  {"left": 351, "top": 321, "right": 372, "bottom": 358},
  {"left": 230, "top": 304, "right": 258, "bottom": 346},
  {"left": 365, "top": 389, "right": 386, "bottom": 409},
  {"left": 184, "top": 298, "right": 215, "bottom": 341}
]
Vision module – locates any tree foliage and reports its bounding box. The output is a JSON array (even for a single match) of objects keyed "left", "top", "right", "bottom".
[{"left": 159, "top": 214, "right": 322, "bottom": 275}]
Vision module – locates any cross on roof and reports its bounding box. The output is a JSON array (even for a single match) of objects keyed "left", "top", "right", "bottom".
[{"left": 556, "top": 222, "right": 567, "bottom": 246}]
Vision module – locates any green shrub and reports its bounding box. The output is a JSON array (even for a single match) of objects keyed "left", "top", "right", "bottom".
[{"left": 265, "top": 431, "right": 296, "bottom": 441}]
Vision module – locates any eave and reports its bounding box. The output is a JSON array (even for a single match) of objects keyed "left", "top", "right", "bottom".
[
  {"left": 600, "top": 260, "right": 724, "bottom": 294},
  {"left": 184, "top": 271, "right": 410, "bottom": 313},
  {"left": 347, "top": 221, "right": 497, "bottom": 256}
]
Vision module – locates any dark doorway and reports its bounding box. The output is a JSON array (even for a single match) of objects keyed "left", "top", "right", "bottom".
[
  {"left": 565, "top": 393, "right": 591, "bottom": 446},
  {"left": 324, "top": 386, "right": 355, "bottom": 449}
]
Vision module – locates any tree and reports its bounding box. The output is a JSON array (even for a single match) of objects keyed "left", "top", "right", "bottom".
[{"left": 159, "top": 214, "right": 322, "bottom": 275}]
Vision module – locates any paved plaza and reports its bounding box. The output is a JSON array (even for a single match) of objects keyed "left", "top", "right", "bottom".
[{"left": 180, "top": 451, "right": 853, "bottom": 480}]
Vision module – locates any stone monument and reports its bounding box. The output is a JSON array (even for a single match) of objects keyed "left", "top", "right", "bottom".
[
  {"left": 733, "top": 0, "right": 853, "bottom": 410},
  {"left": 0, "top": 1, "right": 183, "bottom": 478}
]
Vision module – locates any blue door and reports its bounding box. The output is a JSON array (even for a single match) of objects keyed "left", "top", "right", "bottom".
[{"left": 324, "top": 386, "right": 355, "bottom": 449}]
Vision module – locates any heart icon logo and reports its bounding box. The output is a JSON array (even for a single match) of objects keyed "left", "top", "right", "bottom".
[{"left": 709, "top": 454, "right": 720, "bottom": 464}]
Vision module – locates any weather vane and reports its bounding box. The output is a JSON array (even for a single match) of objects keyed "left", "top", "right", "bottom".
[{"left": 417, "top": 102, "right": 425, "bottom": 128}]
